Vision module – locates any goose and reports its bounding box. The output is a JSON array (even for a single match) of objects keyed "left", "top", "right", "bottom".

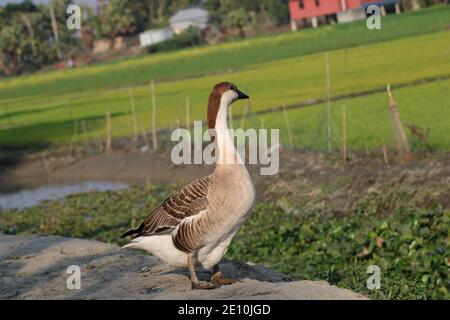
[{"left": 121, "top": 82, "right": 255, "bottom": 290}]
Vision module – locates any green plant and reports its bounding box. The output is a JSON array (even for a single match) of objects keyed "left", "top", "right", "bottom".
[
  {"left": 227, "top": 202, "right": 449, "bottom": 300},
  {"left": 0, "top": 183, "right": 448, "bottom": 299},
  {"left": 148, "top": 27, "right": 205, "bottom": 53}
]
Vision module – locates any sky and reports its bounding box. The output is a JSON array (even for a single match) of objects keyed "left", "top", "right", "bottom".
[{"left": 0, "top": 0, "right": 97, "bottom": 7}]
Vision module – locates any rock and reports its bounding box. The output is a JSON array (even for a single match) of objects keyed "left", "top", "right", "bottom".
[{"left": 0, "top": 234, "right": 366, "bottom": 300}]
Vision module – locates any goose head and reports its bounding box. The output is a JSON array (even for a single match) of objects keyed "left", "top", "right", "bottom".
[{"left": 207, "top": 82, "right": 249, "bottom": 131}]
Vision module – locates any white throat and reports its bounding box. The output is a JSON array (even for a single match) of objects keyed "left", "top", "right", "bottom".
[{"left": 215, "top": 91, "right": 241, "bottom": 165}]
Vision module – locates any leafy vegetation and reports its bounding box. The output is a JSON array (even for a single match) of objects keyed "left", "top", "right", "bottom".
[
  {"left": 0, "top": 182, "right": 448, "bottom": 300},
  {"left": 206, "top": 0, "right": 290, "bottom": 28},
  {"left": 229, "top": 202, "right": 449, "bottom": 300},
  {"left": 147, "top": 27, "right": 205, "bottom": 52},
  {"left": 0, "top": 0, "right": 78, "bottom": 75}
]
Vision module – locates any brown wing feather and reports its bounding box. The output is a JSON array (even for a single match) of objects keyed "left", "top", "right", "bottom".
[{"left": 122, "top": 176, "right": 213, "bottom": 239}]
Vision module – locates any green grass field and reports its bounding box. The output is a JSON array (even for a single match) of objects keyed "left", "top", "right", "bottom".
[
  {"left": 1, "top": 5, "right": 449, "bottom": 99},
  {"left": 1, "top": 6, "right": 449, "bottom": 150},
  {"left": 255, "top": 79, "right": 450, "bottom": 151}
]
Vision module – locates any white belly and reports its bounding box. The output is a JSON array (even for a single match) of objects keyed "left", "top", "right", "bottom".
[
  {"left": 123, "top": 235, "right": 187, "bottom": 267},
  {"left": 122, "top": 232, "right": 236, "bottom": 269},
  {"left": 197, "top": 230, "right": 237, "bottom": 268}
]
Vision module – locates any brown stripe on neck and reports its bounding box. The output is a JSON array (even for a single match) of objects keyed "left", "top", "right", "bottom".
[
  {"left": 207, "top": 82, "right": 233, "bottom": 142},
  {"left": 207, "top": 90, "right": 221, "bottom": 131}
]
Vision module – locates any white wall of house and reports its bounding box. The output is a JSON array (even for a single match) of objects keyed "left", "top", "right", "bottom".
[
  {"left": 337, "top": 8, "right": 367, "bottom": 23},
  {"left": 139, "top": 28, "right": 174, "bottom": 48},
  {"left": 169, "top": 7, "right": 209, "bottom": 34}
]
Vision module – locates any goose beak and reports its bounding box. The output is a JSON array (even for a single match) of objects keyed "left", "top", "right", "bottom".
[{"left": 237, "top": 89, "right": 249, "bottom": 100}]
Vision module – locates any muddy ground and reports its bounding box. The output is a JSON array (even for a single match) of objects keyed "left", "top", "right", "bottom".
[{"left": 1, "top": 139, "right": 448, "bottom": 213}]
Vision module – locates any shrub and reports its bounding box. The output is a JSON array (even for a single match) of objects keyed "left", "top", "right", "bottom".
[{"left": 147, "top": 27, "right": 205, "bottom": 53}]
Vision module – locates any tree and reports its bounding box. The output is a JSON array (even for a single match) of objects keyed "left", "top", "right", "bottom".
[
  {"left": 205, "top": 0, "right": 290, "bottom": 31},
  {"left": 0, "top": 21, "right": 27, "bottom": 75},
  {"left": 262, "top": 0, "right": 289, "bottom": 25},
  {"left": 98, "top": 0, "right": 138, "bottom": 39},
  {"left": 0, "top": 0, "right": 79, "bottom": 76},
  {"left": 225, "top": 8, "right": 251, "bottom": 38}
]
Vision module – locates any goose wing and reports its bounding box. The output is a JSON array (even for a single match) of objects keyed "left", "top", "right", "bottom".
[{"left": 121, "top": 176, "right": 213, "bottom": 239}]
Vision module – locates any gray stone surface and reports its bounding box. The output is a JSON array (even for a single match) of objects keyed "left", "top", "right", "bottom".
[{"left": 0, "top": 234, "right": 367, "bottom": 300}]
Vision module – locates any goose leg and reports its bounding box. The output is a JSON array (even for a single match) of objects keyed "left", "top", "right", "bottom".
[
  {"left": 211, "top": 264, "right": 238, "bottom": 285},
  {"left": 187, "top": 253, "right": 218, "bottom": 290}
]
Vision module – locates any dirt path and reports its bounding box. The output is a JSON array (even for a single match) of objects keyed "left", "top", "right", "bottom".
[
  {"left": 1, "top": 147, "right": 449, "bottom": 210},
  {"left": 0, "top": 150, "right": 213, "bottom": 192},
  {"left": 0, "top": 234, "right": 366, "bottom": 300},
  {"left": 0, "top": 146, "right": 273, "bottom": 196}
]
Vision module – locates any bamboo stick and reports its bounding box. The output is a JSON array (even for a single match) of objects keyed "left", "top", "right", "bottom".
[
  {"left": 69, "top": 119, "right": 78, "bottom": 154},
  {"left": 128, "top": 88, "right": 138, "bottom": 148},
  {"left": 40, "top": 152, "right": 50, "bottom": 175},
  {"left": 141, "top": 125, "right": 149, "bottom": 151},
  {"left": 150, "top": 79, "right": 158, "bottom": 150},
  {"left": 185, "top": 97, "right": 190, "bottom": 129},
  {"left": 342, "top": 105, "right": 347, "bottom": 164},
  {"left": 283, "top": 105, "right": 294, "bottom": 148},
  {"left": 81, "top": 120, "right": 87, "bottom": 135},
  {"left": 105, "top": 111, "right": 112, "bottom": 154},
  {"left": 49, "top": 5, "right": 62, "bottom": 59},
  {"left": 387, "top": 84, "right": 412, "bottom": 159},
  {"left": 382, "top": 144, "right": 389, "bottom": 164},
  {"left": 326, "top": 51, "right": 332, "bottom": 153}
]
